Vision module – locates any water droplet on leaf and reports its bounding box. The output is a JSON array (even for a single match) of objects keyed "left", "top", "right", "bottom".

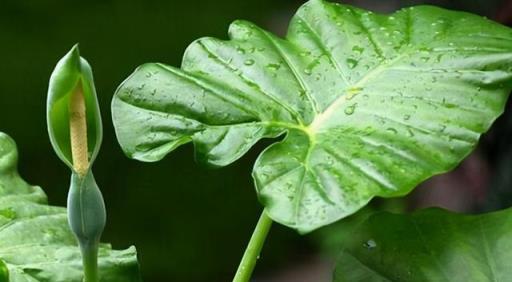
[
  {"left": 363, "top": 239, "right": 377, "bottom": 249},
  {"left": 344, "top": 104, "right": 357, "bottom": 115},
  {"left": 266, "top": 63, "right": 281, "bottom": 71},
  {"left": 236, "top": 46, "right": 246, "bottom": 54},
  {"left": 352, "top": 45, "right": 364, "bottom": 54},
  {"left": 346, "top": 58, "right": 358, "bottom": 69}
]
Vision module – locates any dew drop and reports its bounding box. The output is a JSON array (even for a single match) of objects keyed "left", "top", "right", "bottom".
[
  {"left": 346, "top": 58, "right": 358, "bottom": 69},
  {"left": 363, "top": 239, "right": 377, "bottom": 249},
  {"left": 344, "top": 104, "right": 357, "bottom": 115},
  {"left": 352, "top": 45, "right": 364, "bottom": 54},
  {"left": 236, "top": 46, "right": 246, "bottom": 54},
  {"left": 244, "top": 59, "right": 255, "bottom": 66},
  {"left": 266, "top": 63, "right": 281, "bottom": 72}
]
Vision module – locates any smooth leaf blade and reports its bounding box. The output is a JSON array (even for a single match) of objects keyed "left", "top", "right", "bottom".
[
  {"left": 0, "top": 132, "right": 140, "bottom": 282},
  {"left": 334, "top": 208, "right": 512, "bottom": 282},
  {"left": 112, "top": 0, "right": 512, "bottom": 232}
]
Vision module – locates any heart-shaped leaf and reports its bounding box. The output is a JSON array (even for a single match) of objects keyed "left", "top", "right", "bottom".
[
  {"left": 112, "top": 0, "right": 512, "bottom": 232},
  {"left": 0, "top": 132, "right": 141, "bottom": 282},
  {"left": 334, "top": 207, "right": 512, "bottom": 282}
]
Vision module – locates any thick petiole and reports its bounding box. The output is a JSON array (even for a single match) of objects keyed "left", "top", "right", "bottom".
[{"left": 233, "top": 210, "right": 273, "bottom": 282}]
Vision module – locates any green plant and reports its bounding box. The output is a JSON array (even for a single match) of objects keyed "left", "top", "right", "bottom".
[
  {"left": 1, "top": 0, "right": 512, "bottom": 281},
  {"left": 47, "top": 44, "right": 107, "bottom": 282},
  {"left": 111, "top": 0, "right": 512, "bottom": 281},
  {"left": 0, "top": 132, "right": 140, "bottom": 281}
]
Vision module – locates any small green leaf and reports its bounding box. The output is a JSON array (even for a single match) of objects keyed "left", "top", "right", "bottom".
[
  {"left": 47, "top": 44, "right": 102, "bottom": 170},
  {"left": 112, "top": 0, "right": 512, "bottom": 232},
  {"left": 334, "top": 207, "right": 512, "bottom": 282},
  {"left": 0, "top": 132, "right": 140, "bottom": 282}
]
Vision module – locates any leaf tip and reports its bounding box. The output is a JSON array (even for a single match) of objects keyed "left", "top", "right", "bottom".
[{"left": 70, "top": 42, "right": 80, "bottom": 55}]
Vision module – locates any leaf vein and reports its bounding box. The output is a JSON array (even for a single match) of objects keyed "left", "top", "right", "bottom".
[
  {"left": 154, "top": 63, "right": 260, "bottom": 118},
  {"left": 295, "top": 14, "right": 351, "bottom": 86},
  {"left": 196, "top": 41, "right": 305, "bottom": 123},
  {"left": 258, "top": 30, "right": 320, "bottom": 116},
  {"left": 321, "top": 146, "right": 394, "bottom": 191},
  {"left": 478, "top": 217, "right": 500, "bottom": 282}
]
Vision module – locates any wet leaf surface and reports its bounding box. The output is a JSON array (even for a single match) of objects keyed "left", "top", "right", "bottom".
[{"left": 112, "top": 0, "right": 512, "bottom": 232}]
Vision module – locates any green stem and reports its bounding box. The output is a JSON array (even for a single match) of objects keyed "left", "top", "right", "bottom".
[
  {"left": 233, "top": 210, "right": 273, "bottom": 282},
  {"left": 80, "top": 240, "right": 99, "bottom": 282},
  {"left": 68, "top": 172, "right": 105, "bottom": 282}
]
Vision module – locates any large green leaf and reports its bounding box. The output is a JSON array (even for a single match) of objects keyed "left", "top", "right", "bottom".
[
  {"left": 334, "top": 207, "right": 512, "bottom": 281},
  {"left": 0, "top": 132, "right": 141, "bottom": 282},
  {"left": 112, "top": 0, "right": 512, "bottom": 232}
]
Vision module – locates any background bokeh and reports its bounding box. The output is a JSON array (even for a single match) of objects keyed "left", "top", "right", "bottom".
[{"left": 1, "top": 1, "right": 511, "bottom": 281}]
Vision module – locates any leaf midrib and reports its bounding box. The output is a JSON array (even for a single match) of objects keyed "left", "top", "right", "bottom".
[{"left": 308, "top": 53, "right": 408, "bottom": 132}]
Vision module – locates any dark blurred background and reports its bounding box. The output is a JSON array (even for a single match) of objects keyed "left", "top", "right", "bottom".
[{"left": 1, "top": 1, "right": 511, "bottom": 281}]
